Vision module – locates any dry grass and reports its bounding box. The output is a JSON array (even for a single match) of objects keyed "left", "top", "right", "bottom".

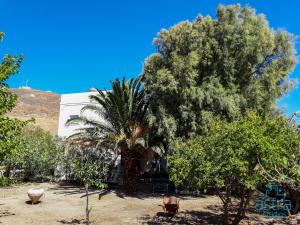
[{"left": 6, "top": 88, "right": 60, "bottom": 135}]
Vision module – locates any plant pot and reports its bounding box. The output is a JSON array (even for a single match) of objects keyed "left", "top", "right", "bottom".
[{"left": 27, "top": 188, "right": 44, "bottom": 204}]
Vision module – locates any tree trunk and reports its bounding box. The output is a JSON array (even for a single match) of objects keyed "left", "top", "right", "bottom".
[
  {"left": 85, "top": 184, "right": 90, "bottom": 225},
  {"left": 122, "top": 148, "right": 141, "bottom": 193},
  {"left": 223, "top": 201, "right": 230, "bottom": 225},
  {"left": 233, "top": 190, "right": 245, "bottom": 225},
  {"left": 218, "top": 189, "right": 231, "bottom": 225},
  {"left": 284, "top": 184, "right": 299, "bottom": 214},
  {"left": 242, "top": 192, "right": 253, "bottom": 218},
  {"left": 232, "top": 189, "right": 253, "bottom": 225},
  {"left": 293, "top": 197, "right": 299, "bottom": 214},
  {"left": 4, "top": 163, "right": 11, "bottom": 178}
]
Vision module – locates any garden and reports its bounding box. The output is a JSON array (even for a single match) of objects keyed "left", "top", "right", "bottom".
[{"left": 1, "top": 4, "right": 300, "bottom": 225}]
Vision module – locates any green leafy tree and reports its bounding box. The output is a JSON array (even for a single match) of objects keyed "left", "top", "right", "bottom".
[
  {"left": 0, "top": 32, "right": 23, "bottom": 115},
  {"left": 0, "top": 118, "right": 26, "bottom": 176},
  {"left": 67, "top": 145, "right": 111, "bottom": 225},
  {"left": 67, "top": 78, "right": 162, "bottom": 192},
  {"left": 67, "top": 145, "right": 112, "bottom": 188},
  {"left": 257, "top": 114, "right": 300, "bottom": 214},
  {"left": 142, "top": 4, "right": 296, "bottom": 140},
  {"left": 168, "top": 112, "right": 300, "bottom": 225},
  {"left": 0, "top": 31, "right": 24, "bottom": 175}
]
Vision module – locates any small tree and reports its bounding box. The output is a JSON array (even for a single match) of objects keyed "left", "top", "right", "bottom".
[
  {"left": 0, "top": 31, "right": 25, "bottom": 177},
  {"left": 69, "top": 145, "right": 110, "bottom": 225},
  {"left": 168, "top": 112, "right": 300, "bottom": 225},
  {"left": 0, "top": 32, "right": 23, "bottom": 116},
  {"left": 70, "top": 146, "right": 111, "bottom": 188}
]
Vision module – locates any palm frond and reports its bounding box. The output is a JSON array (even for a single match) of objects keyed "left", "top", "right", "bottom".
[{"left": 67, "top": 77, "right": 159, "bottom": 155}]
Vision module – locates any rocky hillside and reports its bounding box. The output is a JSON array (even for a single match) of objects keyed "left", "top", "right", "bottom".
[{"left": 7, "top": 88, "right": 61, "bottom": 135}]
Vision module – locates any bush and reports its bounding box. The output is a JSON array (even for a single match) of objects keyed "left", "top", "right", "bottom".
[
  {"left": 0, "top": 117, "right": 26, "bottom": 177},
  {"left": 64, "top": 145, "right": 116, "bottom": 188},
  {"left": 0, "top": 176, "right": 19, "bottom": 187},
  {"left": 12, "top": 126, "right": 64, "bottom": 181},
  {"left": 168, "top": 112, "right": 300, "bottom": 225}
]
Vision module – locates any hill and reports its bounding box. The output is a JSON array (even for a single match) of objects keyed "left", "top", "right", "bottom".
[{"left": 6, "top": 88, "right": 61, "bottom": 135}]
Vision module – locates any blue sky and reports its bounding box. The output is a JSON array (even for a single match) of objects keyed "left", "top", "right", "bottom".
[{"left": 0, "top": 0, "right": 299, "bottom": 117}]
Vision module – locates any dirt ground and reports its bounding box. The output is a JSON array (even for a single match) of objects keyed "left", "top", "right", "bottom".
[{"left": 0, "top": 183, "right": 298, "bottom": 225}]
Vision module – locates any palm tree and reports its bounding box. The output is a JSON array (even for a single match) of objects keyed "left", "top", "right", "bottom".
[{"left": 66, "top": 77, "right": 160, "bottom": 192}]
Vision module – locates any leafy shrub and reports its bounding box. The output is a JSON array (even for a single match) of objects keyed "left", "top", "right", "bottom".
[
  {"left": 0, "top": 117, "right": 27, "bottom": 176},
  {"left": 168, "top": 112, "right": 300, "bottom": 225},
  {"left": 12, "top": 126, "right": 64, "bottom": 181},
  {"left": 65, "top": 145, "right": 115, "bottom": 188},
  {"left": 0, "top": 176, "right": 19, "bottom": 187}
]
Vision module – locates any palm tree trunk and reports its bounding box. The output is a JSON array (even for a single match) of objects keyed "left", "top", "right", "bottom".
[{"left": 122, "top": 148, "right": 141, "bottom": 193}]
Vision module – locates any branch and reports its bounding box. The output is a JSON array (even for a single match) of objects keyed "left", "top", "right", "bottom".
[
  {"left": 257, "top": 156, "right": 280, "bottom": 183},
  {"left": 80, "top": 190, "right": 110, "bottom": 199}
]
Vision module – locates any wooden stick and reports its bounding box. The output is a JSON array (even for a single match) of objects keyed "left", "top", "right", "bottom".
[{"left": 85, "top": 184, "right": 90, "bottom": 225}]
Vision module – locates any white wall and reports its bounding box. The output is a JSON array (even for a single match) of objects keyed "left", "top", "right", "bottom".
[{"left": 58, "top": 91, "right": 98, "bottom": 138}]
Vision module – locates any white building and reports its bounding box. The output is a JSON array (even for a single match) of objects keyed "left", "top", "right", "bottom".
[
  {"left": 58, "top": 90, "right": 98, "bottom": 138},
  {"left": 57, "top": 90, "right": 123, "bottom": 183},
  {"left": 57, "top": 89, "right": 164, "bottom": 183}
]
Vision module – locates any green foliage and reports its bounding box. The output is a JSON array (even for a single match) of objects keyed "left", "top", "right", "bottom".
[
  {"left": 168, "top": 112, "right": 300, "bottom": 224},
  {"left": 0, "top": 176, "right": 19, "bottom": 187},
  {"left": 0, "top": 32, "right": 23, "bottom": 116},
  {"left": 11, "top": 126, "right": 64, "bottom": 181},
  {"left": 66, "top": 77, "right": 151, "bottom": 151},
  {"left": 0, "top": 117, "right": 26, "bottom": 163},
  {"left": 66, "top": 146, "right": 112, "bottom": 189},
  {"left": 170, "top": 112, "right": 299, "bottom": 190},
  {"left": 142, "top": 4, "right": 297, "bottom": 140},
  {"left": 0, "top": 32, "right": 24, "bottom": 170},
  {"left": 66, "top": 77, "right": 162, "bottom": 192}
]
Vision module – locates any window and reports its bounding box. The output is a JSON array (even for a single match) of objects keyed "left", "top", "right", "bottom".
[{"left": 69, "top": 114, "right": 79, "bottom": 119}]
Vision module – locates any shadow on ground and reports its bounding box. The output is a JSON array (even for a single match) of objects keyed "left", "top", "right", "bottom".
[
  {"left": 0, "top": 210, "right": 15, "bottom": 218},
  {"left": 143, "top": 210, "right": 223, "bottom": 225},
  {"left": 48, "top": 182, "right": 208, "bottom": 201},
  {"left": 57, "top": 219, "right": 85, "bottom": 224},
  {"left": 48, "top": 183, "right": 86, "bottom": 196},
  {"left": 25, "top": 200, "right": 42, "bottom": 205},
  {"left": 144, "top": 210, "right": 298, "bottom": 225}
]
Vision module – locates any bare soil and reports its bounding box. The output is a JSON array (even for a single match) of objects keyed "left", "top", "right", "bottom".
[
  {"left": 7, "top": 88, "right": 60, "bottom": 135},
  {"left": 0, "top": 183, "right": 297, "bottom": 225}
]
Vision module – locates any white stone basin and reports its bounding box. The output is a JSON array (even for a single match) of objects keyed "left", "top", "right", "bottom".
[{"left": 27, "top": 188, "right": 44, "bottom": 196}]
